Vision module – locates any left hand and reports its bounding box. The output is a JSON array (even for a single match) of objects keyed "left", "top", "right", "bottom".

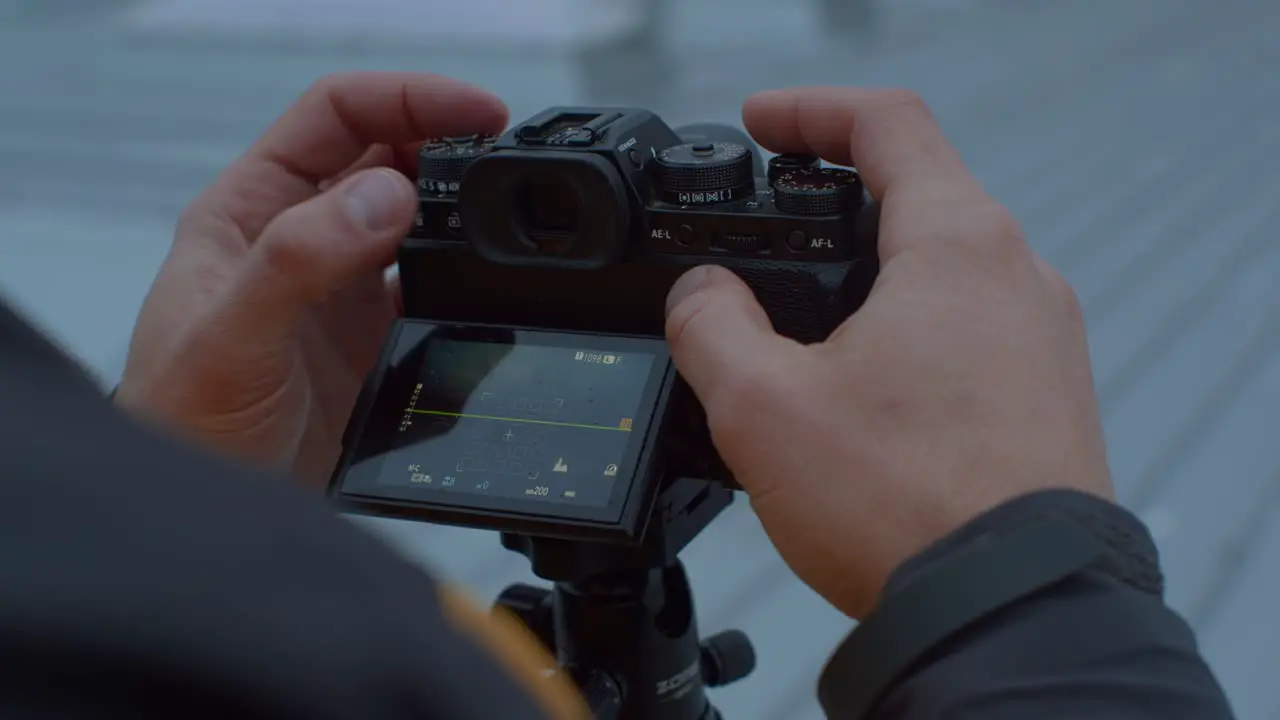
[{"left": 115, "top": 73, "right": 508, "bottom": 487}]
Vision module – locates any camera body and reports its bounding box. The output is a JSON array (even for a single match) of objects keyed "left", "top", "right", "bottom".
[
  {"left": 399, "top": 107, "right": 879, "bottom": 485},
  {"left": 325, "top": 108, "right": 875, "bottom": 714}
]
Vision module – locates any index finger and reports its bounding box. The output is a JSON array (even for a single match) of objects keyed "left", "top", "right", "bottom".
[
  {"left": 204, "top": 72, "right": 508, "bottom": 240},
  {"left": 741, "top": 87, "right": 978, "bottom": 202}
]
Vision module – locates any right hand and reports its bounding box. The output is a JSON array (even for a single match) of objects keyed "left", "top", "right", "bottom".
[{"left": 664, "top": 88, "right": 1115, "bottom": 620}]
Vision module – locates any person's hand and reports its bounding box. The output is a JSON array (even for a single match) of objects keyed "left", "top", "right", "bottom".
[
  {"left": 114, "top": 73, "right": 507, "bottom": 487},
  {"left": 664, "top": 88, "right": 1115, "bottom": 620}
]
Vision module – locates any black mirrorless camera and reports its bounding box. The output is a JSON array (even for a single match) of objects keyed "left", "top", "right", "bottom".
[
  {"left": 328, "top": 107, "right": 878, "bottom": 719},
  {"left": 329, "top": 107, "right": 878, "bottom": 546}
]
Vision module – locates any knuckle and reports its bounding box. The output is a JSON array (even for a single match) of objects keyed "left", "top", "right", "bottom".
[
  {"left": 1038, "top": 261, "right": 1070, "bottom": 297},
  {"left": 176, "top": 198, "right": 202, "bottom": 230},
  {"left": 175, "top": 202, "right": 207, "bottom": 241},
  {"left": 307, "top": 72, "right": 349, "bottom": 98},
  {"left": 1045, "top": 267, "right": 1085, "bottom": 325},
  {"left": 877, "top": 88, "right": 932, "bottom": 116},
  {"left": 256, "top": 228, "right": 323, "bottom": 295},
  {"left": 973, "top": 201, "right": 1027, "bottom": 249},
  {"left": 299, "top": 73, "right": 362, "bottom": 119},
  {"left": 924, "top": 199, "right": 1028, "bottom": 268},
  {"left": 952, "top": 202, "right": 1030, "bottom": 271},
  {"left": 175, "top": 195, "right": 241, "bottom": 249},
  {"left": 1027, "top": 254, "right": 1085, "bottom": 327},
  {"left": 258, "top": 232, "right": 308, "bottom": 276},
  {"left": 665, "top": 274, "right": 751, "bottom": 347},
  {"left": 663, "top": 289, "right": 711, "bottom": 348}
]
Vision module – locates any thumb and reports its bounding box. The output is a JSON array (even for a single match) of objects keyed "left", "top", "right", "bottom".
[
  {"left": 231, "top": 167, "right": 415, "bottom": 335},
  {"left": 665, "top": 266, "right": 794, "bottom": 415}
]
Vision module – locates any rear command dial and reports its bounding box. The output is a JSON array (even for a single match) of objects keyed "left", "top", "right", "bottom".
[{"left": 651, "top": 142, "right": 756, "bottom": 206}]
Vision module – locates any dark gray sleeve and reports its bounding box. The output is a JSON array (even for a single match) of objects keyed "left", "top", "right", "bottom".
[
  {"left": 869, "top": 573, "right": 1235, "bottom": 719},
  {"left": 820, "top": 491, "right": 1236, "bottom": 719},
  {"left": 0, "top": 301, "right": 569, "bottom": 719}
]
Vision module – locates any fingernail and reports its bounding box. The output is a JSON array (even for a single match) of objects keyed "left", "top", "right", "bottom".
[
  {"left": 666, "top": 266, "right": 712, "bottom": 317},
  {"left": 343, "top": 169, "right": 411, "bottom": 232}
]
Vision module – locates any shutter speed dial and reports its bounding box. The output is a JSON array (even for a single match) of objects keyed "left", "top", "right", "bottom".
[
  {"left": 766, "top": 153, "right": 821, "bottom": 184},
  {"left": 651, "top": 142, "right": 756, "bottom": 206},
  {"left": 772, "top": 168, "right": 863, "bottom": 216}
]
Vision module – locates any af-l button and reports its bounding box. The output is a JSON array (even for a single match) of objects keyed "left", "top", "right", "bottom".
[{"left": 787, "top": 230, "right": 836, "bottom": 252}]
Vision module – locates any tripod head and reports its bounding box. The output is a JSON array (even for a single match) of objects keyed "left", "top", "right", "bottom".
[{"left": 496, "top": 476, "right": 755, "bottom": 720}]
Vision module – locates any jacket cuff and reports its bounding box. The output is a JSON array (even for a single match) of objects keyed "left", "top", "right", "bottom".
[
  {"left": 883, "top": 489, "right": 1163, "bottom": 600},
  {"left": 817, "top": 489, "right": 1163, "bottom": 718}
]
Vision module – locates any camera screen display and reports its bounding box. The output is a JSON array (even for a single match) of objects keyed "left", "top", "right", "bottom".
[{"left": 335, "top": 322, "right": 670, "bottom": 522}]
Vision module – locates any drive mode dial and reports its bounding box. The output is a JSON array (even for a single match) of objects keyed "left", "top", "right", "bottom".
[
  {"left": 772, "top": 168, "right": 863, "bottom": 216},
  {"left": 651, "top": 142, "right": 755, "bottom": 206},
  {"left": 418, "top": 135, "right": 497, "bottom": 195}
]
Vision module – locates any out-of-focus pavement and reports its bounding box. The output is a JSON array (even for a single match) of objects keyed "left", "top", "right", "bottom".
[{"left": 3, "top": 0, "right": 1280, "bottom": 717}]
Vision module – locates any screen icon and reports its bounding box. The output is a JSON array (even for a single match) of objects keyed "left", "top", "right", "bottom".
[
  {"left": 575, "top": 351, "right": 585, "bottom": 361},
  {"left": 619, "top": 418, "right": 633, "bottom": 430},
  {"left": 604, "top": 464, "right": 618, "bottom": 477},
  {"left": 553, "top": 458, "right": 569, "bottom": 473},
  {"left": 602, "top": 354, "right": 616, "bottom": 364}
]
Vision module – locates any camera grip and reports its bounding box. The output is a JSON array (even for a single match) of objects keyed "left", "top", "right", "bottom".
[
  {"left": 663, "top": 255, "right": 877, "bottom": 488},
  {"left": 703, "top": 256, "right": 877, "bottom": 344}
]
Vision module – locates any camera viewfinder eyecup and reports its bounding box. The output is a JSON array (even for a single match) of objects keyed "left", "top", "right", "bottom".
[{"left": 458, "top": 150, "right": 630, "bottom": 270}]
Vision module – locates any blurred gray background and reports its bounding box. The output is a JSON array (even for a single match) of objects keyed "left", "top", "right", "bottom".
[{"left": 3, "top": 0, "right": 1279, "bottom": 718}]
